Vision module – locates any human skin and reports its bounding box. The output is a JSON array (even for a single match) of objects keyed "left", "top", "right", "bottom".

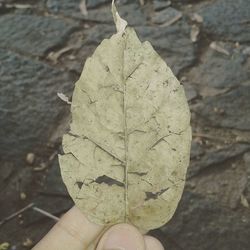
[{"left": 32, "top": 206, "right": 164, "bottom": 250}]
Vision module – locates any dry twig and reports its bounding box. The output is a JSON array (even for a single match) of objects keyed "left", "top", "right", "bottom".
[
  {"left": 193, "top": 133, "right": 226, "bottom": 142},
  {"left": 33, "top": 207, "right": 60, "bottom": 221},
  {"left": 0, "top": 203, "right": 34, "bottom": 227}
]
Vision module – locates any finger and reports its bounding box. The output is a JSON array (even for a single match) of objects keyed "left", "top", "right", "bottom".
[
  {"left": 144, "top": 235, "right": 164, "bottom": 250},
  {"left": 96, "top": 223, "right": 145, "bottom": 250},
  {"left": 33, "top": 206, "right": 104, "bottom": 250}
]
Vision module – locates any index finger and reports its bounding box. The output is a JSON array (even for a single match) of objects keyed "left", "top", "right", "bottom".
[{"left": 32, "top": 206, "right": 104, "bottom": 250}]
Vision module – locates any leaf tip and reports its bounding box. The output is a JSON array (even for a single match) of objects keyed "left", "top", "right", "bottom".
[{"left": 111, "top": 0, "right": 128, "bottom": 34}]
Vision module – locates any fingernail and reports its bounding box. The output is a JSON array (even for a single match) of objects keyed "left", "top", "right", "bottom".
[{"left": 99, "top": 224, "right": 144, "bottom": 250}]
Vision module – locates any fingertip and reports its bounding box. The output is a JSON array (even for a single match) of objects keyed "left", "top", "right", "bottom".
[
  {"left": 144, "top": 235, "right": 164, "bottom": 250},
  {"left": 56, "top": 206, "right": 103, "bottom": 242},
  {"left": 33, "top": 206, "right": 104, "bottom": 250},
  {"left": 97, "top": 223, "right": 145, "bottom": 250}
]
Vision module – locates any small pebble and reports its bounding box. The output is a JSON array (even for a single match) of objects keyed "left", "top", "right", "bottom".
[
  {"left": 68, "top": 55, "right": 76, "bottom": 60},
  {"left": 242, "top": 47, "right": 250, "bottom": 55},
  {"left": 22, "top": 238, "right": 33, "bottom": 248},
  {"left": 189, "top": 182, "right": 196, "bottom": 189},
  {"left": 26, "top": 153, "right": 35, "bottom": 165},
  {"left": 231, "top": 163, "right": 237, "bottom": 169},
  {"left": 20, "top": 192, "right": 27, "bottom": 200},
  {"left": 33, "top": 162, "right": 48, "bottom": 172}
]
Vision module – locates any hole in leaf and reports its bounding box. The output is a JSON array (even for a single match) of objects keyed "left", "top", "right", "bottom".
[
  {"left": 145, "top": 188, "right": 169, "bottom": 201},
  {"left": 75, "top": 181, "right": 84, "bottom": 189},
  {"left": 94, "top": 175, "right": 125, "bottom": 187}
]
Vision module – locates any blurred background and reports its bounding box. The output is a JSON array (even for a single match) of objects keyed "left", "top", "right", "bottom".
[{"left": 0, "top": 0, "right": 250, "bottom": 249}]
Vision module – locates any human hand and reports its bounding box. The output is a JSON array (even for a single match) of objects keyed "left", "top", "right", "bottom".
[{"left": 33, "top": 206, "right": 164, "bottom": 250}]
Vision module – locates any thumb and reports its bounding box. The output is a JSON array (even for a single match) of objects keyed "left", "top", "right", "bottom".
[
  {"left": 32, "top": 206, "right": 104, "bottom": 250},
  {"left": 96, "top": 224, "right": 145, "bottom": 250}
]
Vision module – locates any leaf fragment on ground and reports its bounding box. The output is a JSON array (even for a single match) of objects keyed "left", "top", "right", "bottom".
[
  {"left": 79, "top": 0, "right": 88, "bottom": 16},
  {"left": 210, "top": 42, "right": 230, "bottom": 56},
  {"left": 57, "top": 92, "right": 71, "bottom": 105},
  {"left": 240, "top": 194, "right": 249, "bottom": 208},
  {"left": 5, "top": 4, "right": 32, "bottom": 9},
  {"left": 48, "top": 45, "right": 80, "bottom": 64},
  {"left": 190, "top": 24, "right": 200, "bottom": 42}
]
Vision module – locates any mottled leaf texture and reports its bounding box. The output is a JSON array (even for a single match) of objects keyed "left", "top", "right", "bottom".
[{"left": 59, "top": 1, "right": 191, "bottom": 232}]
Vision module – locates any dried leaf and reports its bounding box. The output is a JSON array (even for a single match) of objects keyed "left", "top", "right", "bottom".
[
  {"left": 139, "top": 0, "right": 145, "bottom": 6},
  {"left": 153, "top": 7, "right": 182, "bottom": 26},
  {"left": 240, "top": 194, "right": 249, "bottom": 208},
  {"left": 210, "top": 42, "right": 230, "bottom": 56},
  {"left": 199, "top": 86, "right": 230, "bottom": 97},
  {"left": 191, "top": 13, "right": 203, "bottom": 23},
  {"left": 59, "top": 1, "right": 191, "bottom": 232},
  {"left": 57, "top": 92, "right": 71, "bottom": 105},
  {"left": 79, "top": 0, "right": 88, "bottom": 16},
  {"left": 5, "top": 4, "right": 32, "bottom": 9},
  {"left": 242, "top": 47, "right": 250, "bottom": 55},
  {"left": 190, "top": 24, "right": 200, "bottom": 42},
  {"left": 48, "top": 45, "right": 79, "bottom": 64},
  {"left": 22, "top": 238, "right": 33, "bottom": 248}
]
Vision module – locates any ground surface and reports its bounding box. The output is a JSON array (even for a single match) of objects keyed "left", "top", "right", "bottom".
[{"left": 0, "top": 0, "right": 250, "bottom": 249}]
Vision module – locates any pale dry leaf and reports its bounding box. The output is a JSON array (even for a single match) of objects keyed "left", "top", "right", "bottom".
[
  {"left": 190, "top": 24, "right": 200, "bottom": 42},
  {"left": 210, "top": 42, "right": 230, "bottom": 56},
  {"left": 48, "top": 45, "right": 79, "bottom": 63},
  {"left": 79, "top": 0, "right": 88, "bottom": 16},
  {"left": 160, "top": 12, "right": 182, "bottom": 27},
  {"left": 191, "top": 13, "right": 203, "bottom": 23},
  {"left": 5, "top": 4, "right": 32, "bottom": 9},
  {"left": 139, "top": 0, "right": 145, "bottom": 6},
  {"left": 242, "top": 47, "right": 250, "bottom": 55},
  {"left": 199, "top": 86, "right": 230, "bottom": 97},
  {"left": 240, "top": 194, "right": 249, "bottom": 208},
  {"left": 22, "top": 238, "right": 33, "bottom": 248},
  {"left": 57, "top": 92, "right": 72, "bottom": 105},
  {"left": 59, "top": 1, "right": 191, "bottom": 232}
]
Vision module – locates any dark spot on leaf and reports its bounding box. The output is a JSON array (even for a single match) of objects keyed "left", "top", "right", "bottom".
[
  {"left": 94, "top": 175, "right": 125, "bottom": 187},
  {"left": 105, "top": 65, "right": 110, "bottom": 72},
  {"left": 67, "top": 132, "right": 80, "bottom": 138},
  {"left": 163, "top": 80, "right": 169, "bottom": 86},
  {"left": 145, "top": 188, "right": 169, "bottom": 201},
  {"left": 75, "top": 181, "right": 84, "bottom": 189},
  {"left": 128, "top": 171, "right": 148, "bottom": 176}
]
